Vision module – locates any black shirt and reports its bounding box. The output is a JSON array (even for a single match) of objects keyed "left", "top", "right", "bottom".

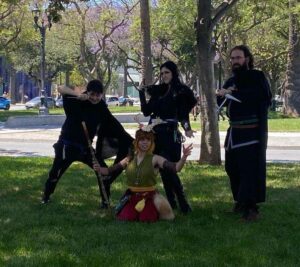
[{"left": 59, "top": 95, "right": 107, "bottom": 146}]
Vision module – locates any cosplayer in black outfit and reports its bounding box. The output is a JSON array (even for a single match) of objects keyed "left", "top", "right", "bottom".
[
  {"left": 138, "top": 61, "right": 197, "bottom": 214},
  {"left": 42, "top": 80, "right": 133, "bottom": 206},
  {"left": 217, "top": 45, "right": 272, "bottom": 221}
]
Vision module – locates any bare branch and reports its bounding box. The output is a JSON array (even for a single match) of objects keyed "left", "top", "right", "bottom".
[
  {"left": 0, "top": 3, "right": 14, "bottom": 20},
  {"left": 126, "top": 68, "right": 140, "bottom": 91},
  {"left": 256, "top": 51, "right": 288, "bottom": 68}
]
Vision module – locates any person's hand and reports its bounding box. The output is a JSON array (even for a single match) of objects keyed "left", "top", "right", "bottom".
[
  {"left": 185, "top": 129, "right": 196, "bottom": 138},
  {"left": 120, "top": 156, "right": 130, "bottom": 168},
  {"left": 93, "top": 162, "right": 109, "bottom": 175},
  {"left": 182, "top": 143, "right": 193, "bottom": 159},
  {"left": 77, "top": 93, "right": 89, "bottom": 101},
  {"left": 93, "top": 162, "right": 101, "bottom": 172},
  {"left": 216, "top": 86, "right": 235, "bottom": 97}
]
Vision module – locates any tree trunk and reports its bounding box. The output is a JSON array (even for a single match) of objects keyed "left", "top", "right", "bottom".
[
  {"left": 123, "top": 63, "right": 128, "bottom": 96},
  {"left": 283, "top": 0, "right": 300, "bottom": 117},
  {"left": 196, "top": 0, "right": 221, "bottom": 165},
  {"left": 140, "top": 0, "right": 153, "bottom": 84}
]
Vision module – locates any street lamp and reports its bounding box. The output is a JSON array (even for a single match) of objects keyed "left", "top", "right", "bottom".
[{"left": 32, "top": 4, "right": 52, "bottom": 115}]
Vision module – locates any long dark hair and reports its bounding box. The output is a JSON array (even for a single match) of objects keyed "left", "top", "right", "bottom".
[
  {"left": 160, "top": 60, "right": 181, "bottom": 86},
  {"left": 230, "top": 45, "right": 254, "bottom": 70},
  {"left": 146, "top": 61, "right": 183, "bottom": 97}
]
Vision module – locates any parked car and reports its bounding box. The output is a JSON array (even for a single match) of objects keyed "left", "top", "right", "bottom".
[
  {"left": 118, "top": 96, "right": 134, "bottom": 106},
  {"left": 271, "top": 94, "right": 284, "bottom": 111},
  {"left": 55, "top": 98, "right": 63, "bottom": 108},
  {"left": 25, "top": 96, "right": 55, "bottom": 109},
  {"left": 131, "top": 97, "right": 140, "bottom": 106},
  {"left": 105, "top": 95, "right": 119, "bottom": 106},
  {"left": 0, "top": 96, "right": 11, "bottom": 110}
]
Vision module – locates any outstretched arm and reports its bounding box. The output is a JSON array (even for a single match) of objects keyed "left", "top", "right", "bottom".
[
  {"left": 153, "top": 144, "right": 193, "bottom": 172},
  {"left": 58, "top": 85, "right": 89, "bottom": 101},
  {"left": 93, "top": 157, "right": 129, "bottom": 175}
]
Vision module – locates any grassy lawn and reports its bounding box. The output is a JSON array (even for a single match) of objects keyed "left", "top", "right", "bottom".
[
  {"left": 0, "top": 157, "right": 299, "bottom": 266},
  {"left": 0, "top": 106, "right": 140, "bottom": 122},
  {"left": 108, "top": 105, "right": 141, "bottom": 113},
  {"left": 1, "top": 109, "right": 300, "bottom": 132},
  {"left": 0, "top": 109, "right": 64, "bottom": 122},
  {"left": 190, "top": 118, "right": 300, "bottom": 132},
  {"left": 190, "top": 111, "right": 300, "bottom": 132}
]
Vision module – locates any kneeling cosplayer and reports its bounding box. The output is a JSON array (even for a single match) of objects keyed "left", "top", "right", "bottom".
[{"left": 94, "top": 126, "right": 192, "bottom": 222}]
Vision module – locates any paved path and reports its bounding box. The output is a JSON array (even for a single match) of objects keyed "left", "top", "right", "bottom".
[{"left": 0, "top": 126, "right": 299, "bottom": 163}]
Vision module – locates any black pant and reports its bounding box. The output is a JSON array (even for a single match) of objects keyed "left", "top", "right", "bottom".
[
  {"left": 225, "top": 143, "right": 264, "bottom": 207},
  {"left": 154, "top": 126, "right": 190, "bottom": 212},
  {"left": 44, "top": 141, "right": 107, "bottom": 201}
]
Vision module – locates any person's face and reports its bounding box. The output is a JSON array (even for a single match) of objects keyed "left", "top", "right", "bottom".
[
  {"left": 137, "top": 137, "right": 152, "bottom": 152},
  {"left": 160, "top": 67, "right": 173, "bottom": 84},
  {"left": 88, "top": 91, "right": 103, "bottom": 104},
  {"left": 230, "top": 49, "right": 248, "bottom": 71}
]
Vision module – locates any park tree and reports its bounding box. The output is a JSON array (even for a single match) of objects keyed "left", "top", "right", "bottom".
[
  {"left": 9, "top": 11, "right": 76, "bottom": 87},
  {"left": 140, "top": 0, "right": 153, "bottom": 84},
  {"left": 283, "top": 0, "right": 300, "bottom": 116},
  {"left": 151, "top": 0, "right": 198, "bottom": 87},
  {"left": 0, "top": 1, "right": 30, "bottom": 52},
  {"left": 218, "top": 0, "right": 289, "bottom": 95},
  {"left": 195, "top": 0, "right": 238, "bottom": 165},
  {"left": 64, "top": 1, "right": 135, "bottom": 91}
]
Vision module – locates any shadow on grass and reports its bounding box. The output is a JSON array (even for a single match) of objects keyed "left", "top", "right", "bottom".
[{"left": 1, "top": 158, "right": 300, "bottom": 266}]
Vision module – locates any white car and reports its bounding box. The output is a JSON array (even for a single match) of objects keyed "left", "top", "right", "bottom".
[
  {"left": 105, "top": 95, "right": 119, "bottom": 106},
  {"left": 25, "top": 96, "right": 55, "bottom": 109}
]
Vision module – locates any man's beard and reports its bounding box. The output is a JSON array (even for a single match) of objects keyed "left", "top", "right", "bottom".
[{"left": 232, "top": 62, "right": 248, "bottom": 74}]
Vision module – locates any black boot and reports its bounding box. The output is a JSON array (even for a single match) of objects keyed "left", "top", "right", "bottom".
[
  {"left": 161, "top": 170, "right": 177, "bottom": 209},
  {"left": 241, "top": 203, "right": 259, "bottom": 222},
  {"left": 232, "top": 202, "right": 244, "bottom": 213},
  {"left": 41, "top": 193, "right": 51, "bottom": 204},
  {"left": 170, "top": 173, "right": 191, "bottom": 214},
  {"left": 177, "top": 195, "right": 192, "bottom": 214}
]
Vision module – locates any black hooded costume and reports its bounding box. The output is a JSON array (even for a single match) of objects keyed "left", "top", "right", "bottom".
[
  {"left": 139, "top": 83, "right": 197, "bottom": 213},
  {"left": 219, "top": 69, "right": 272, "bottom": 210},
  {"left": 43, "top": 95, "right": 133, "bottom": 205}
]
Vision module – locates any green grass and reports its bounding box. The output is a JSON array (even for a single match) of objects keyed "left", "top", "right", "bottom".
[
  {"left": 0, "top": 109, "right": 64, "bottom": 122},
  {"left": 108, "top": 105, "right": 141, "bottom": 113},
  {"left": 1, "top": 109, "right": 300, "bottom": 132},
  {"left": 190, "top": 118, "right": 300, "bottom": 132},
  {"left": 0, "top": 157, "right": 299, "bottom": 266},
  {"left": 0, "top": 106, "right": 141, "bottom": 122},
  {"left": 191, "top": 111, "right": 300, "bottom": 132}
]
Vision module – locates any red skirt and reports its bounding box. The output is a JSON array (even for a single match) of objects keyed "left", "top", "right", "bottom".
[{"left": 117, "top": 191, "right": 159, "bottom": 222}]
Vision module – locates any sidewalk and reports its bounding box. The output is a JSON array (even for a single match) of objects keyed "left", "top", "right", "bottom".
[{"left": 0, "top": 126, "right": 299, "bottom": 162}]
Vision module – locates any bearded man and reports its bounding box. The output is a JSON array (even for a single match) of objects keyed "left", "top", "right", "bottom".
[{"left": 216, "top": 45, "right": 272, "bottom": 221}]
